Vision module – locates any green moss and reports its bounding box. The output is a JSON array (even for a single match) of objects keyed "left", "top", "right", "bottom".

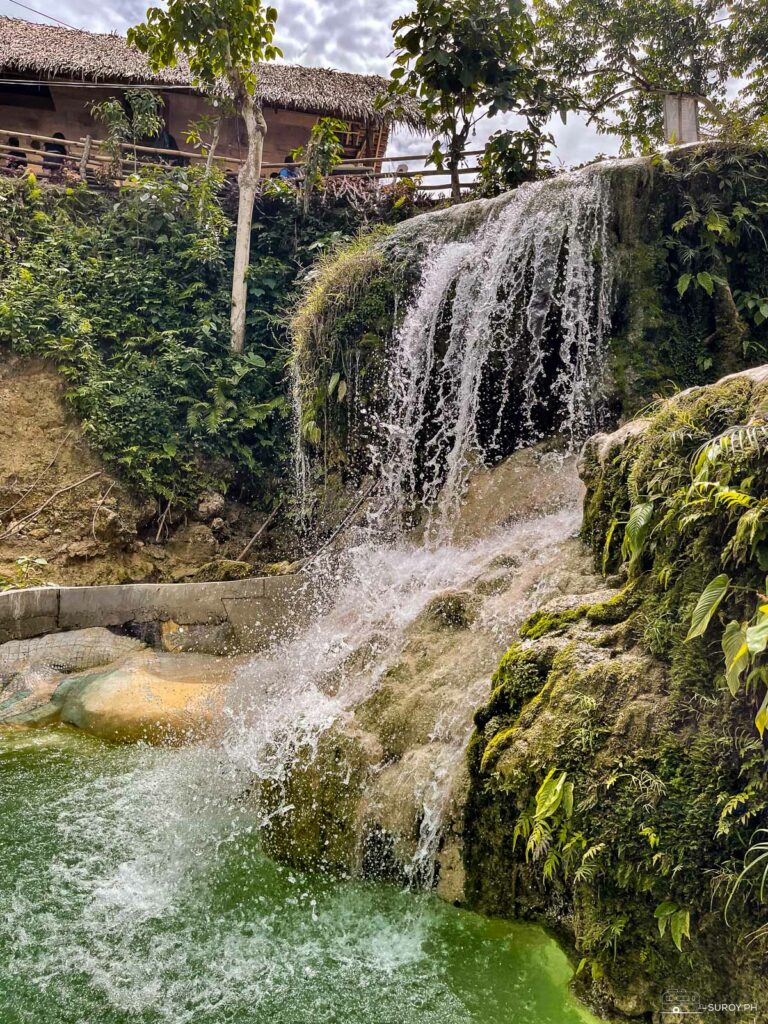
[
  {"left": 465, "top": 362, "right": 768, "bottom": 1015},
  {"left": 585, "top": 583, "right": 643, "bottom": 625},
  {"left": 474, "top": 643, "right": 551, "bottom": 730},
  {"left": 519, "top": 605, "right": 588, "bottom": 640}
]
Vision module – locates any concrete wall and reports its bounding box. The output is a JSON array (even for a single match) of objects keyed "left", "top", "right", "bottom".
[{"left": 0, "top": 574, "right": 309, "bottom": 654}]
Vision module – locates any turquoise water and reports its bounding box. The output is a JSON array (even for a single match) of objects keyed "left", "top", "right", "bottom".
[{"left": 0, "top": 729, "right": 599, "bottom": 1024}]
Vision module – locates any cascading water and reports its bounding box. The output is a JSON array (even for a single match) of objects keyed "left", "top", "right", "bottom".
[
  {"left": 0, "top": 164, "right": 624, "bottom": 1024},
  {"left": 372, "top": 167, "right": 615, "bottom": 527},
  {"left": 230, "top": 165, "right": 618, "bottom": 886}
]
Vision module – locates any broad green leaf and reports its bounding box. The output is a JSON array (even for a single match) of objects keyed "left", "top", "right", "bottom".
[
  {"left": 670, "top": 909, "right": 690, "bottom": 951},
  {"left": 756, "top": 691, "right": 768, "bottom": 737},
  {"left": 686, "top": 574, "right": 730, "bottom": 641},
  {"left": 535, "top": 769, "right": 567, "bottom": 819},
  {"left": 722, "top": 620, "right": 749, "bottom": 696},
  {"left": 654, "top": 901, "right": 677, "bottom": 918},
  {"left": 621, "top": 501, "right": 654, "bottom": 563},
  {"left": 655, "top": 901, "right": 676, "bottom": 939},
  {"left": 676, "top": 273, "right": 692, "bottom": 297},
  {"left": 746, "top": 613, "right": 768, "bottom": 655},
  {"left": 697, "top": 271, "right": 715, "bottom": 296},
  {"left": 336, "top": 379, "right": 347, "bottom": 402},
  {"left": 328, "top": 371, "right": 340, "bottom": 396}
]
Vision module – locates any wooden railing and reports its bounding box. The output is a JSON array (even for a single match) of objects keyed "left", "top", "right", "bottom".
[{"left": 0, "top": 128, "right": 481, "bottom": 193}]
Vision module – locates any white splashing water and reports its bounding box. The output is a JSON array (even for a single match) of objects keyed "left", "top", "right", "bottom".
[
  {"left": 373, "top": 168, "right": 614, "bottom": 529},
  {"left": 221, "top": 167, "right": 618, "bottom": 886}
]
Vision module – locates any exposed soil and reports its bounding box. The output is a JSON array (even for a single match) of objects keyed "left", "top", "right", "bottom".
[{"left": 0, "top": 356, "right": 293, "bottom": 586}]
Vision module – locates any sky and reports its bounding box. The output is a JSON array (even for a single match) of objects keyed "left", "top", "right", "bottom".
[{"left": 0, "top": 0, "right": 620, "bottom": 170}]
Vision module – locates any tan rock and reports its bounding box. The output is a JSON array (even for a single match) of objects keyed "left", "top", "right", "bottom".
[{"left": 58, "top": 650, "right": 245, "bottom": 743}]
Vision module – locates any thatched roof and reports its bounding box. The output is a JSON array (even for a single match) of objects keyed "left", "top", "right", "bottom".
[{"left": 0, "top": 17, "right": 422, "bottom": 127}]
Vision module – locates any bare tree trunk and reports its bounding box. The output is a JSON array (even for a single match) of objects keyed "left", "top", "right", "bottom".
[
  {"left": 230, "top": 96, "right": 266, "bottom": 354},
  {"left": 450, "top": 159, "right": 461, "bottom": 203},
  {"left": 204, "top": 117, "right": 222, "bottom": 178}
]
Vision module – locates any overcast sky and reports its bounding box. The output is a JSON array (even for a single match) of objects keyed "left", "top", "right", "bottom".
[{"left": 0, "top": 0, "right": 620, "bottom": 168}]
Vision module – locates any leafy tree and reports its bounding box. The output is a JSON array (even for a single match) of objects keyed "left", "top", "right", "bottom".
[
  {"left": 383, "top": 0, "right": 561, "bottom": 201},
  {"left": 534, "top": 0, "right": 768, "bottom": 151},
  {"left": 291, "top": 117, "right": 347, "bottom": 215},
  {"left": 729, "top": 2, "right": 768, "bottom": 122},
  {"left": 90, "top": 89, "right": 165, "bottom": 175},
  {"left": 474, "top": 126, "right": 554, "bottom": 196},
  {"left": 128, "top": 0, "right": 282, "bottom": 353}
]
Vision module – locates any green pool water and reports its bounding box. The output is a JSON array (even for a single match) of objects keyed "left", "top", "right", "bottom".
[{"left": 0, "top": 729, "right": 600, "bottom": 1024}]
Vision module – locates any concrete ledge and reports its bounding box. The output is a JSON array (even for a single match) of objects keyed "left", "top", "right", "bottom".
[{"left": 0, "top": 574, "right": 307, "bottom": 651}]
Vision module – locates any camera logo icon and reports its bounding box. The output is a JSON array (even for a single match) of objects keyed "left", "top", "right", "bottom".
[{"left": 662, "top": 991, "right": 700, "bottom": 1015}]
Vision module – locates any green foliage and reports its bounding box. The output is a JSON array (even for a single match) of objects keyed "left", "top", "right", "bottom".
[
  {"left": 382, "top": 0, "right": 562, "bottom": 197},
  {"left": 468, "top": 370, "right": 768, "bottom": 1006},
  {"left": 0, "top": 171, "right": 408, "bottom": 509},
  {"left": 474, "top": 127, "right": 554, "bottom": 197},
  {"left": 654, "top": 902, "right": 690, "bottom": 951},
  {"left": 128, "top": 0, "right": 281, "bottom": 98},
  {"left": 534, "top": 0, "right": 768, "bottom": 151},
  {"left": 291, "top": 118, "right": 347, "bottom": 215},
  {"left": 0, "top": 556, "right": 51, "bottom": 592},
  {"left": 90, "top": 89, "right": 165, "bottom": 175},
  {"left": 685, "top": 572, "right": 730, "bottom": 640}
]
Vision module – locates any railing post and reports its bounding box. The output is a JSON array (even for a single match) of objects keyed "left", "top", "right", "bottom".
[{"left": 79, "top": 135, "right": 92, "bottom": 180}]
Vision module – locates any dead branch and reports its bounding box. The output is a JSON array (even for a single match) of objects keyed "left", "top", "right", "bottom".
[
  {"left": 155, "top": 498, "right": 173, "bottom": 544},
  {"left": 0, "top": 430, "right": 73, "bottom": 520},
  {"left": 300, "top": 477, "right": 378, "bottom": 574},
  {"left": 236, "top": 500, "right": 283, "bottom": 562},
  {"left": 0, "top": 470, "right": 102, "bottom": 541},
  {"left": 91, "top": 480, "right": 116, "bottom": 541}
]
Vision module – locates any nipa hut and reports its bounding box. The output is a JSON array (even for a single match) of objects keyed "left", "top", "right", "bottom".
[{"left": 0, "top": 16, "right": 421, "bottom": 174}]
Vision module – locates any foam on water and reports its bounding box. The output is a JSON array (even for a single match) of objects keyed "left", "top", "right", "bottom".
[{"left": 1, "top": 734, "right": 599, "bottom": 1024}]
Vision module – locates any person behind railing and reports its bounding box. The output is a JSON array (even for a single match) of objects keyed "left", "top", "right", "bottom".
[
  {"left": 42, "top": 132, "right": 68, "bottom": 179},
  {"left": 1, "top": 136, "right": 27, "bottom": 176},
  {"left": 278, "top": 155, "right": 298, "bottom": 181},
  {"left": 140, "top": 127, "right": 189, "bottom": 169}
]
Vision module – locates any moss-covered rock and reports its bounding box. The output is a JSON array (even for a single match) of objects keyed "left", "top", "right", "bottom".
[{"left": 465, "top": 368, "right": 768, "bottom": 1019}]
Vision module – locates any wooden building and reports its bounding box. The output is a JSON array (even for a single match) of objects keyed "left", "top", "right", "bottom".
[{"left": 0, "top": 17, "right": 419, "bottom": 173}]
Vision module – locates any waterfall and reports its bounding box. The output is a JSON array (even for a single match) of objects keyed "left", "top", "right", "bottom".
[
  {"left": 218, "top": 165, "right": 620, "bottom": 890},
  {"left": 0, "top": 167, "right": 629, "bottom": 1024},
  {"left": 373, "top": 167, "right": 615, "bottom": 528}
]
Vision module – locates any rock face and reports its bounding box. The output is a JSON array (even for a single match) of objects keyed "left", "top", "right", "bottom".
[
  {"left": 57, "top": 651, "right": 241, "bottom": 743},
  {"left": 464, "top": 368, "right": 768, "bottom": 1020},
  {"left": 0, "top": 624, "right": 242, "bottom": 741},
  {"left": 250, "top": 451, "right": 609, "bottom": 903}
]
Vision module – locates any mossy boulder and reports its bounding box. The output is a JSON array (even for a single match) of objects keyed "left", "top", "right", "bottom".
[{"left": 465, "top": 368, "right": 768, "bottom": 1019}]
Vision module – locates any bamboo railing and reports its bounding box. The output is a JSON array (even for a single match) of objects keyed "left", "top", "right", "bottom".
[{"left": 0, "top": 127, "right": 480, "bottom": 193}]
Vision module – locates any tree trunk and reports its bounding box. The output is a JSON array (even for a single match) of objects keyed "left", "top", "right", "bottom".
[
  {"left": 450, "top": 159, "right": 461, "bottom": 202},
  {"left": 204, "top": 117, "right": 222, "bottom": 178},
  {"left": 230, "top": 96, "right": 266, "bottom": 353}
]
